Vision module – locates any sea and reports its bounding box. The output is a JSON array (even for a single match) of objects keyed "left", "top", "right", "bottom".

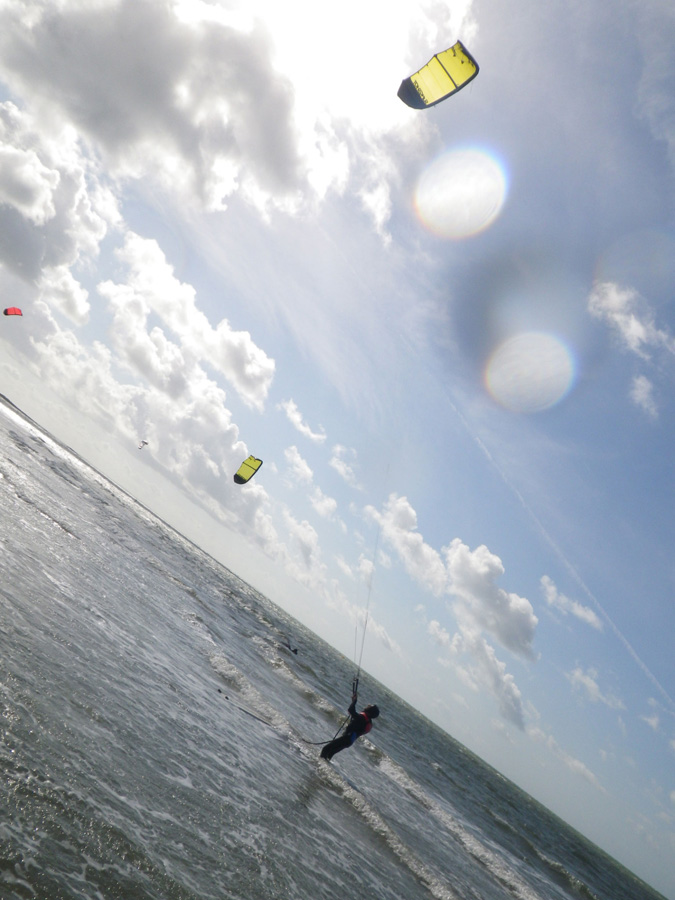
[{"left": 0, "top": 394, "right": 667, "bottom": 900}]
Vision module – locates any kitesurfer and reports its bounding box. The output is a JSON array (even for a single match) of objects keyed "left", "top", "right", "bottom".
[
  {"left": 320, "top": 692, "right": 379, "bottom": 761},
  {"left": 282, "top": 637, "right": 298, "bottom": 655}
]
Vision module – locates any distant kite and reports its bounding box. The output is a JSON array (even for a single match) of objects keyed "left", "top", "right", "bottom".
[
  {"left": 138, "top": 440, "right": 148, "bottom": 449},
  {"left": 3, "top": 307, "right": 22, "bottom": 316},
  {"left": 234, "top": 456, "right": 262, "bottom": 484},
  {"left": 398, "top": 41, "right": 479, "bottom": 109}
]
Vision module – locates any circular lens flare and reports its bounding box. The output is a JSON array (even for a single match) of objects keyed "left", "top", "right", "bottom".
[
  {"left": 485, "top": 332, "right": 575, "bottom": 413},
  {"left": 415, "top": 148, "right": 508, "bottom": 239}
]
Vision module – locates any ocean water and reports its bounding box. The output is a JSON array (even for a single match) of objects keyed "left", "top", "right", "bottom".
[{"left": 0, "top": 395, "right": 667, "bottom": 900}]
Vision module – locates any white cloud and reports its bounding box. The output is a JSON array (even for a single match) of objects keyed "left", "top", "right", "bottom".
[
  {"left": 588, "top": 281, "right": 675, "bottom": 359},
  {"left": 103, "top": 278, "right": 190, "bottom": 398},
  {"left": 446, "top": 539, "right": 538, "bottom": 661},
  {"left": 0, "top": 0, "right": 304, "bottom": 213},
  {"left": 38, "top": 266, "right": 90, "bottom": 325},
  {"left": 0, "top": 143, "right": 59, "bottom": 225},
  {"left": 357, "top": 554, "right": 375, "bottom": 588},
  {"left": 566, "top": 667, "right": 625, "bottom": 710},
  {"left": 428, "top": 618, "right": 460, "bottom": 654},
  {"left": 642, "top": 714, "right": 660, "bottom": 732},
  {"left": 284, "top": 445, "right": 339, "bottom": 521},
  {"left": 335, "top": 555, "right": 353, "bottom": 580},
  {"left": 283, "top": 510, "right": 323, "bottom": 578},
  {"left": 330, "top": 444, "right": 361, "bottom": 489},
  {"left": 541, "top": 575, "right": 603, "bottom": 630},
  {"left": 371, "top": 494, "right": 447, "bottom": 595},
  {"left": 278, "top": 399, "right": 326, "bottom": 443},
  {"left": 528, "top": 726, "right": 605, "bottom": 792},
  {"left": 23, "top": 304, "right": 285, "bottom": 557},
  {"left": 284, "top": 445, "right": 313, "bottom": 485},
  {"left": 0, "top": 100, "right": 115, "bottom": 283},
  {"left": 310, "top": 486, "right": 337, "bottom": 519},
  {"left": 470, "top": 634, "right": 526, "bottom": 729},
  {"left": 0, "top": 0, "right": 472, "bottom": 225},
  {"left": 31, "top": 324, "right": 139, "bottom": 433},
  {"left": 99, "top": 232, "right": 275, "bottom": 409},
  {"left": 376, "top": 494, "right": 535, "bottom": 728},
  {"left": 630, "top": 374, "right": 658, "bottom": 418},
  {"left": 635, "top": 7, "right": 675, "bottom": 172}
]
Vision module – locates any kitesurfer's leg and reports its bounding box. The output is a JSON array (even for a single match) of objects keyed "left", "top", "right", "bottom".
[{"left": 320, "top": 733, "right": 354, "bottom": 760}]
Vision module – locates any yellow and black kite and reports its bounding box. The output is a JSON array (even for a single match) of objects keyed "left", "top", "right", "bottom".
[
  {"left": 398, "top": 41, "right": 479, "bottom": 109},
  {"left": 233, "top": 456, "right": 263, "bottom": 484}
]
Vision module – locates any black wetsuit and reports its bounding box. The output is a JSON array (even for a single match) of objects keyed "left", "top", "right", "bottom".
[{"left": 320, "top": 700, "right": 372, "bottom": 761}]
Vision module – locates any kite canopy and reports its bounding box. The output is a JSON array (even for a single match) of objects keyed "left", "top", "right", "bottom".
[
  {"left": 3, "top": 307, "right": 22, "bottom": 316},
  {"left": 398, "top": 40, "right": 479, "bottom": 109},
  {"left": 234, "top": 456, "right": 263, "bottom": 484}
]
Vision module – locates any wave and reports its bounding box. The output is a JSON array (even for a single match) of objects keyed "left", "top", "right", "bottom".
[
  {"left": 534, "top": 852, "right": 601, "bottom": 900},
  {"left": 377, "top": 756, "right": 545, "bottom": 900},
  {"left": 0, "top": 460, "right": 79, "bottom": 538},
  {"left": 316, "top": 757, "right": 462, "bottom": 900}
]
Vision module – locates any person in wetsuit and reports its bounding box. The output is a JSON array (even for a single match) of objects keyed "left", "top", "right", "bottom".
[
  {"left": 320, "top": 692, "right": 379, "bottom": 761},
  {"left": 282, "top": 636, "right": 298, "bottom": 655}
]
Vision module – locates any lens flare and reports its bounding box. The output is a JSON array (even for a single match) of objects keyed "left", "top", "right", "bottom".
[
  {"left": 415, "top": 147, "right": 508, "bottom": 239},
  {"left": 485, "top": 332, "right": 575, "bottom": 413}
]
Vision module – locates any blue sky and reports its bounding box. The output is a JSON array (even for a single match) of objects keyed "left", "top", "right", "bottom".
[{"left": 0, "top": 0, "right": 674, "bottom": 895}]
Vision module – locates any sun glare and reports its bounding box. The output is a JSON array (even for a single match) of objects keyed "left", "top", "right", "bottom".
[
  {"left": 485, "top": 332, "right": 575, "bottom": 413},
  {"left": 415, "top": 147, "right": 508, "bottom": 239}
]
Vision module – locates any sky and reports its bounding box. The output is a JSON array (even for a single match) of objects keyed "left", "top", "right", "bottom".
[{"left": 0, "top": 0, "right": 674, "bottom": 894}]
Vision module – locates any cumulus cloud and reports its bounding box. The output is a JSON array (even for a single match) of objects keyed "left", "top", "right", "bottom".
[
  {"left": 278, "top": 399, "right": 326, "bottom": 443},
  {"left": 283, "top": 511, "right": 323, "bottom": 577},
  {"left": 310, "top": 486, "right": 338, "bottom": 519},
  {"left": 428, "top": 621, "right": 526, "bottom": 728},
  {"left": 541, "top": 575, "right": 603, "bottom": 630},
  {"left": 374, "top": 493, "right": 536, "bottom": 728},
  {"left": 0, "top": 0, "right": 304, "bottom": 213},
  {"left": 0, "top": 0, "right": 463, "bottom": 224},
  {"left": 284, "top": 445, "right": 313, "bottom": 485},
  {"left": 371, "top": 494, "right": 447, "bottom": 595},
  {"left": 0, "top": 100, "right": 115, "bottom": 283},
  {"left": 38, "top": 265, "right": 90, "bottom": 325},
  {"left": 330, "top": 444, "right": 361, "bottom": 489},
  {"left": 31, "top": 324, "right": 139, "bottom": 431},
  {"left": 98, "top": 232, "right": 275, "bottom": 409},
  {"left": 567, "top": 667, "right": 625, "bottom": 710},
  {"left": 23, "top": 302, "right": 286, "bottom": 559},
  {"left": 284, "top": 446, "right": 339, "bottom": 521},
  {"left": 376, "top": 494, "right": 538, "bottom": 660},
  {"left": 446, "top": 538, "right": 538, "bottom": 661},
  {"left": 428, "top": 618, "right": 459, "bottom": 653},
  {"left": 276, "top": 511, "right": 397, "bottom": 660},
  {"left": 462, "top": 632, "right": 526, "bottom": 729},
  {"left": 0, "top": 143, "right": 59, "bottom": 225},
  {"left": 588, "top": 282, "right": 675, "bottom": 359}
]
